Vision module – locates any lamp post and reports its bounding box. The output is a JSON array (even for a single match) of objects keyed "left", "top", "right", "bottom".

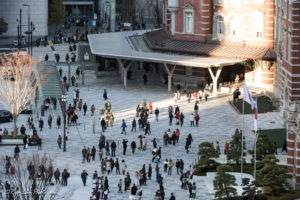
[
  {"left": 22, "top": 4, "right": 30, "bottom": 55},
  {"left": 106, "top": 0, "right": 111, "bottom": 32},
  {"left": 61, "top": 94, "right": 68, "bottom": 152}
]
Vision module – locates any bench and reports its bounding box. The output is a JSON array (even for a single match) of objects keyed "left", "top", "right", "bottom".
[{"left": 0, "top": 139, "right": 23, "bottom": 145}]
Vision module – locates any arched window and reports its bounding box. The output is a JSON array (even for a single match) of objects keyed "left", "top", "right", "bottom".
[
  {"left": 254, "top": 10, "right": 263, "bottom": 40},
  {"left": 242, "top": 16, "right": 252, "bottom": 40},
  {"left": 229, "top": 17, "right": 238, "bottom": 41},
  {"left": 216, "top": 16, "right": 224, "bottom": 35}
]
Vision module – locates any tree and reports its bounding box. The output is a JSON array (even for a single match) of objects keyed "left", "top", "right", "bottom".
[
  {"left": 48, "top": 0, "right": 66, "bottom": 26},
  {"left": 197, "top": 142, "right": 219, "bottom": 167},
  {"left": 227, "top": 131, "right": 246, "bottom": 165},
  {"left": 0, "top": 153, "right": 72, "bottom": 199},
  {"left": 241, "top": 178, "right": 257, "bottom": 200},
  {"left": 0, "top": 54, "right": 41, "bottom": 136},
  {"left": 257, "top": 155, "right": 292, "bottom": 196},
  {"left": 213, "top": 165, "right": 237, "bottom": 199},
  {"left": 248, "top": 133, "right": 274, "bottom": 163},
  {"left": 0, "top": 17, "right": 8, "bottom": 35},
  {"left": 153, "top": 0, "right": 162, "bottom": 26}
]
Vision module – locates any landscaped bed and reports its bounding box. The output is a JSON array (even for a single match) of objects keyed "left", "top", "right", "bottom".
[
  {"left": 258, "top": 129, "right": 286, "bottom": 148},
  {"left": 1, "top": 135, "right": 23, "bottom": 139},
  {"left": 232, "top": 96, "right": 276, "bottom": 114}
]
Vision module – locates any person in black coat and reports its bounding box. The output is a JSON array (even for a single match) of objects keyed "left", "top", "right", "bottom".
[
  {"left": 81, "top": 170, "right": 88, "bottom": 186},
  {"left": 39, "top": 118, "right": 44, "bottom": 131},
  {"left": 131, "top": 118, "right": 136, "bottom": 132},
  {"left": 131, "top": 141, "right": 136, "bottom": 154},
  {"left": 131, "top": 184, "right": 138, "bottom": 195},
  {"left": 48, "top": 114, "right": 52, "bottom": 128},
  {"left": 103, "top": 89, "right": 108, "bottom": 100},
  {"left": 122, "top": 139, "right": 128, "bottom": 155},
  {"left": 56, "top": 116, "right": 61, "bottom": 129},
  {"left": 54, "top": 168, "right": 60, "bottom": 184},
  {"left": 101, "top": 118, "right": 106, "bottom": 132},
  {"left": 20, "top": 124, "right": 26, "bottom": 135},
  {"left": 111, "top": 141, "right": 117, "bottom": 157},
  {"left": 169, "top": 193, "right": 176, "bottom": 200},
  {"left": 14, "top": 145, "right": 20, "bottom": 160},
  {"left": 91, "top": 146, "right": 96, "bottom": 161},
  {"left": 148, "top": 164, "right": 152, "bottom": 180},
  {"left": 83, "top": 103, "right": 87, "bottom": 116}
]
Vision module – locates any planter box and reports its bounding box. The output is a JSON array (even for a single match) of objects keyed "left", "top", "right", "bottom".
[{"left": 0, "top": 139, "right": 23, "bottom": 145}]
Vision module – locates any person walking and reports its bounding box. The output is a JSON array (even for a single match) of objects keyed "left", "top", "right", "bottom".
[
  {"left": 169, "top": 193, "right": 176, "bottom": 200},
  {"left": 121, "top": 119, "right": 127, "bottom": 134},
  {"left": 48, "top": 114, "right": 52, "bottom": 128},
  {"left": 224, "top": 141, "right": 229, "bottom": 154},
  {"left": 131, "top": 141, "right": 136, "bottom": 154},
  {"left": 111, "top": 141, "right": 117, "bottom": 157},
  {"left": 189, "top": 113, "right": 194, "bottom": 127},
  {"left": 195, "top": 113, "right": 200, "bottom": 127},
  {"left": 91, "top": 146, "right": 96, "bottom": 161},
  {"left": 82, "top": 147, "right": 87, "bottom": 163},
  {"left": 81, "top": 170, "right": 88, "bottom": 186},
  {"left": 118, "top": 179, "right": 122, "bottom": 193},
  {"left": 14, "top": 145, "right": 20, "bottom": 160},
  {"left": 91, "top": 104, "right": 95, "bottom": 116},
  {"left": 168, "top": 160, "right": 174, "bottom": 175},
  {"left": 57, "top": 135, "right": 62, "bottom": 149},
  {"left": 155, "top": 108, "right": 159, "bottom": 121},
  {"left": 39, "top": 118, "right": 44, "bottom": 131},
  {"left": 169, "top": 112, "right": 173, "bottom": 126},
  {"left": 61, "top": 169, "right": 70, "bottom": 186},
  {"left": 132, "top": 118, "right": 136, "bottom": 132},
  {"left": 148, "top": 164, "right": 152, "bottom": 180},
  {"left": 57, "top": 116, "right": 61, "bottom": 129},
  {"left": 54, "top": 168, "right": 60, "bottom": 184},
  {"left": 103, "top": 89, "right": 108, "bottom": 100},
  {"left": 122, "top": 139, "right": 128, "bottom": 155},
  {"left": 83, "top": 103, "right": 87, "bottom": 116}
]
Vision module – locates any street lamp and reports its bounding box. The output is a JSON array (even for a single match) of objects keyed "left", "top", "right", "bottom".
[
  {"left": 22, "top": 4, "right": 30, "bottom": 55},
  {"left": 61, "top": 94, "right": 68, "bottom": 152},
  {"left": 106, "top": 0, "right": 111, "bottom": 32}
]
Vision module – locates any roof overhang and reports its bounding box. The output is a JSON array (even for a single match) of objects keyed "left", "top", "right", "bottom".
[{"left": 88, "top": 30, "right": 244, "bottom": 68}]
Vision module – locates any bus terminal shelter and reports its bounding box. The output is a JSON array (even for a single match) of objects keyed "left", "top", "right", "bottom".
[{"left": 88, "top": 30, "right": 245, "bottom": 97}]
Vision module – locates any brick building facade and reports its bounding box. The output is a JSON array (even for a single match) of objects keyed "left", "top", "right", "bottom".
[
  {"left": 164, "top": 0, "right": 277, "bottom": 90},
  {"left": 163, "top": 0, "right": 300, "bottom": 188}
]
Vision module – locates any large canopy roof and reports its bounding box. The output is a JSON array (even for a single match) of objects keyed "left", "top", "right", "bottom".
[{"left": 88, "top": 30, "right": 244, "bottom": 68}]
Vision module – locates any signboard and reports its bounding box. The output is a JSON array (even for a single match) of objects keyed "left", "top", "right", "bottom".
[
  {"left": 94, "top": 13, "right": 97, "bottom": 20},
  {"left": 92, "top": 20, "right": 96, "bottom": 28}
]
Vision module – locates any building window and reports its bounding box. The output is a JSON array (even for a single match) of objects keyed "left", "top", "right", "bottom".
[
  {"left": 288, "top": 3, "right": 292, "bottom": 21},
  {"left": 216, "top": 16, "right": 224, "bottom": 35},
  {"left": 229, "top": 17, "right": 238, "bottom": 41},
  {"left": 254, "top": 10, "right": 263, "bottom": 40},
  {"left": 186, "top": 67, "right": 192, "bottom": 76},
  {"left": 283, "top": 30, "right": 287, "bottom": 58},
  {"left": 284, "top": 0, "right": 287, "bottom": 18},
  {"left": 288, "top": 34, "right": 291, "bottom": 61},
  {"left": 184, "top": 10, "right": 194, "bottom": 33}
]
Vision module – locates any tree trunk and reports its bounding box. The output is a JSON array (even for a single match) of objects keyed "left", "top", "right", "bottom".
[{"left": 13, "top": 114, "right": 17, "bottom": 137}]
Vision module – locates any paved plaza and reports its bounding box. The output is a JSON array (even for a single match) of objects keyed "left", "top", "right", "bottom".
[{"left": 0, "top": 45, "right": 285, "bottom": 200}]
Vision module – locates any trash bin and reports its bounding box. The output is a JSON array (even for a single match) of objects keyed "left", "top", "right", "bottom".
[{"left": 41, "top": 105, "right": 45, "bottom": 117}]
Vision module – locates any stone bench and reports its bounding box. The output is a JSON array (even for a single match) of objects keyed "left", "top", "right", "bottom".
[{"left": 0, "top": 139, "right": 23, "bottom": 145}]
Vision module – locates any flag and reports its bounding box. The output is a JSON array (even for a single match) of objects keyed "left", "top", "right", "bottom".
[
  {"left": 243, "top": 82, "right": 255, "bottom": 110},
  {"left": 254, "top": 102, "right": 258, "bottom": 132}
]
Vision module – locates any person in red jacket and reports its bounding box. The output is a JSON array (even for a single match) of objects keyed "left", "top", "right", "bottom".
[
  {"left": 224, "top": 141, "right": 229, "bottom": 154},
  {"left": 195, "top": 113, "right": 200, "bottom": 127}
]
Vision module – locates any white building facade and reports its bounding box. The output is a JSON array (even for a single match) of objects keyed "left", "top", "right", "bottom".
[{"left": 0, "top": 0, "right": 48, "bottom": 37}]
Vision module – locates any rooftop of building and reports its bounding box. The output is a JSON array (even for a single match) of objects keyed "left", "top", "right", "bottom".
[{"left": 143, "top": 29, "right": 276, "bottom": 61}]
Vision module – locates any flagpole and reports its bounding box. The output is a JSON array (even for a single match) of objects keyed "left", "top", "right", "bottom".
[
  {"left": 254, "top": 96, "right": 258, "bottom": 180},
  {"left": 241, "top": 82, "right": 245, "bottom": 179}
]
